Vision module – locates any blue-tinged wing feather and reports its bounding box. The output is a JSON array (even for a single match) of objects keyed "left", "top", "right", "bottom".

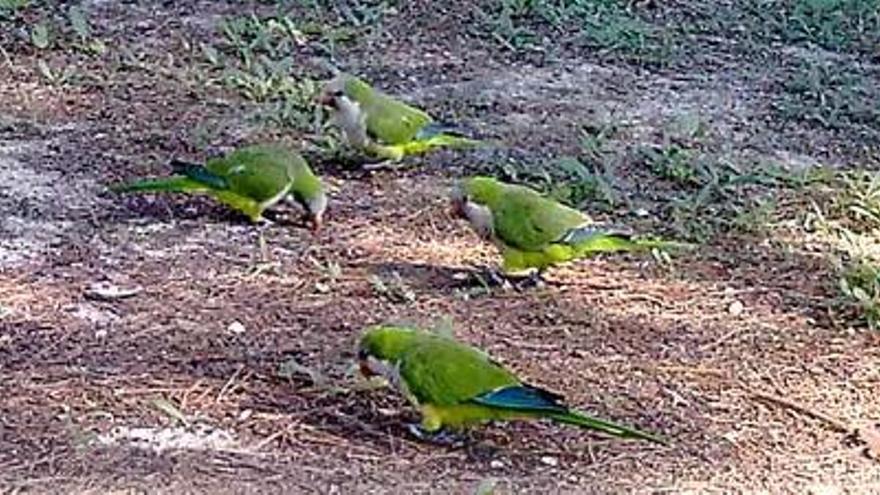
[{"left": 471, "top": 385, "right": 567, "bottom": 413}]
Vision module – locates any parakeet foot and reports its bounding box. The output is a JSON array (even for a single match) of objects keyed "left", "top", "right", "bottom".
[
  {"left": 472, "top": 267, "right": 546, "bottom": 291},
  {"left": 255, "top": 215, "right": 275, "bottom": 226},
  {"left": 407, "top": 423, "right": 467, "bottom": 447},
  {"left": 511, "top": 271, "right": 546, "bottom": 291},
  {"left": 470, "top": 266, "right": 513, "bottom": 290}
]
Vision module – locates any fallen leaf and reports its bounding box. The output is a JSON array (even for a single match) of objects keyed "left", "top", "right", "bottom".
[
  {"left": 278, "top": 357, "right": 327, "bottom": 388},
  {"left": 151, "top": 397, "right": 188, "bottom": 426},
  {"left": 85, "top": 282, "right": 142, "bottom": 301}
]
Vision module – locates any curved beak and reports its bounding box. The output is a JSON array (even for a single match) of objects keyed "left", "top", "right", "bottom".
[
  {"left": 315, "top": 91, "right": 335, "bottom": 107},
  {"left": 450, "top": 196, "right": 466, "bottom": 219},
  {"left": 359, "top": 359, "right": 374, "bottom": 377},
  {"left": 309, "top": 214, "right": 322, "bottom": 232}
]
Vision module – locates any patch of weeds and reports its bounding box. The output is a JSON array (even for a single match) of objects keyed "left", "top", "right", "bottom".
[
  {"left": 478, "top": 0, "right": 540, "bottom": 50},
  {"left": 203, "top": 5, "right": 390, "bottom": 133},
  {"left": 34, "top": 58, "right": 76, "bottom": 85},
  {"left": 767, "top": 0, "right": 880, "bottom": 53},
  {"left": 203, "top": 13, "right": 324, "bottom": 131},
  {"left": 731, "top": 198, "right": 778, "bottom": 235},
  {"left": 0, "top": 0, "right": 29, "bottom": 29},
  {"left": 1, "top": 2, "right": 106, "bottom": 87},
  {"left": 663, "top": 159, "right": 831, "bottom": 241},
  {"left": 310, "top": 258, "right": 342, "bottom": 294},
  {"left": 475, "top": 0, "right": 673, "bottom": 64},
  {"left": 491, "top": 124, "right": 620, "bottom": 211},
  {"left": 838, "top": 256, "right": 880, "bottom": 330},
  {"left": 690, "top": 0, "right": 880, "bottom": 57},
  {"left": 829, "top": 170, "right": 880, "bottom": 232},
  {"left": 775, "top": 59, "right": 880, "bottom": 140},
  {"left": 0, "top": 0, "right": 29, "bottom": 13},
  {"left": 639, "top": 143, "right": 700, "bottom": 186},
  {"left": 278, "top": 356, "right": 331, "bottom": 389},
  {"left": 369, "top": 271, "right": 416, "bottom": 304},
  {"left": 802, "top": 167, "right": 880, "bottom": 330},
  {"left": 2, "top": 2, "right": 105, "bottom": 55},
  {"left": 295, "top": 0, "right": 397, "bottom": 38}
]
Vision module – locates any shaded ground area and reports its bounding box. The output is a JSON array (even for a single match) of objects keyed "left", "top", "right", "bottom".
[{"left": 2, "top": 1, "right": 880, "bottom": 493}]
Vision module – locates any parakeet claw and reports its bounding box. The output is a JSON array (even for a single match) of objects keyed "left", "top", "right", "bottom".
[{"left": 407, "top": 423, "right": 466, "bottom": 447}]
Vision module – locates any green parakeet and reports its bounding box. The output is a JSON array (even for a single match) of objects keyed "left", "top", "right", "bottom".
[
  {"left": 451, "top": 176, "right": 679, "bottom": 276},
  {"left": 112, "top": 144, "right": 327, "bottom": 229},
  {"left": 358, "top": 325, "right": 665, "bottom": 444},
  {"left": 318, "top": 73, "right": 480, "bottom": 161}
]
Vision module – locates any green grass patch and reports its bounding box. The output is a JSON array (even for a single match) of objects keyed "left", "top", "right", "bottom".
[
  {"left": 755, "top": 0, "right": 880, "bottom": 53},
  {"left": 475, "top": 0, "right": 674, "bottom": 65},
  {"left": 775, "top": 58, "right": 880, "bottom": 139},
  {"left": 489, "top": 124, "right": 621, "bottom": 211},
  {"left": 837, "top": 255, "right": 880, "bottom": 330},
  {"left": 202, "top": 4, "right": 394, "bottom": 132}
]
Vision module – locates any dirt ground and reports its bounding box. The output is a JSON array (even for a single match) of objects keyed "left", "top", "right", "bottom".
[{"left": 2, "top": 1, "right": 880, "bottom": 493}]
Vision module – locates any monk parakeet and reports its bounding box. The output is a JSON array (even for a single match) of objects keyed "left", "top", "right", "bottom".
[
  {"left": 358, "top": 325, "right": 666, "bottom": 444},
  {"left": 318, "top": 73, "right": 480, "bottom": 162},
  {"left": 451, "top": 176, "right": 680, "bottom": 277},
  {"left": 112, "top": 144, "right": 327, "bottom": 229}
]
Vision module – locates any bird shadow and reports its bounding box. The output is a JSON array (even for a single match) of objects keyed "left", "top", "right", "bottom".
[
  {"left": 360, "top": 260, "right": 499, "bottom": 295},
  {"left": 101, "top": 189, "right": 309, "bottom": 229}
]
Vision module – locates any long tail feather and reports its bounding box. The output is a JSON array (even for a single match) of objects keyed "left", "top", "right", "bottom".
[
  {"left": 474, "top": 385, "right": 667, "bottom": 445},
  {"left": 170, "top": 160, "right": 228, "bottom": 190},
  {"left": 415, "top": 122, "right": 483, "bottom": 149},
  {"left": 423, "top": 134, "right": 484, "bottom": 148},
  {"left": 416, "top": 122, "right": 471, "bottom": 140},
  {"left": 563, "top": 225, "right": 692, "bottom": 254},
  {"left": 110, "top": 176, "right": 209, "bottom": 194},
  {"left": 549, "top": 410, "right": 668, "bottom": 444}
]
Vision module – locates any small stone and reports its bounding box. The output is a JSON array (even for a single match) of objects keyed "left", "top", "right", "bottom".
[
  {"left": 721, "top": 430, "right": 739, "bottom": 443},
  {"left": 490, "top": 459, "right": 505, "bottom": 469},
  {"left": 95, "top": 329, "right": 108, "bottom": 339},
  {"left": 228, "top": 321, "right": 246, "bottom": 334},
  {"left": 728, "top": 300, "right": 744, "bottom": 316},
  {"left": 540, "top": 455, "right": 558, "bottom": 467},
  {"left": 807, "top": 484, "right": 842, "bottom": 495},
  {"left": 634, "top": 208, "right": 650, "bottom": 217},
  {"left": 238, "top": 409, "right": 253, "bottom": 421}
]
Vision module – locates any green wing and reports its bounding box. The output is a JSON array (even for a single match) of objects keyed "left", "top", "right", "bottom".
[
  {"left": 363, "top": 94, "right": 433, "bottom": 144},
  {"left": 399, "top": 336, "right": 519, "bottom": 406},
  {"left": 205, "top": 145, "right": 295, "bottom": 204},
  {"left": 492, "top": 184, "right": 589, "bottom": 251}
]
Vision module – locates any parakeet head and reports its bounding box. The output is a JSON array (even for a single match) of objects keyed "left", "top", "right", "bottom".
[
  {"left": 317, "top": 74, "right": 349, "bottom": 108},
  {"left": 297, "top": 188, "right": 327, "bottom": 231},
  {"left": 357, "top": 326, "right": 428, "bottom": 378},
  {"left": 317, "top": 74, "right": 371, "bottom": 109},
  {"left": 450, "top": 177, "right": 501, "bottom": 239},
  {"left": 289, "top": 157, "right": 328, "bottom": 231},
  {"left": 317, "top": 74, "right": 372, "bottom": 147}
]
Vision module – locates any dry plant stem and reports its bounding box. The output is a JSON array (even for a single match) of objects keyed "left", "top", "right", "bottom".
[{"left": 751, "top": 391, "right": 851, "bottom": 433}]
